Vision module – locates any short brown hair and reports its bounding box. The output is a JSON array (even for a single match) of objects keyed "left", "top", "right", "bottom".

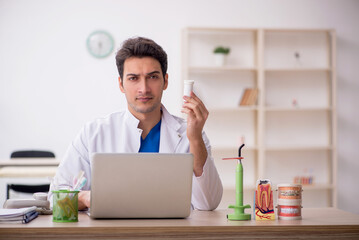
[{"left": 115, "top": 37, "right": 168, "bottom": 80}]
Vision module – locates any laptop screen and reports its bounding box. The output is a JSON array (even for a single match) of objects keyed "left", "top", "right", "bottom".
[{"left": 90, "top": 153, "right": 193, "bottom": 218}]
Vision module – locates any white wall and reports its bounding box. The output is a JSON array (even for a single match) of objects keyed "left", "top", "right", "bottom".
[{"left": 1, "top": 0, "right": 358, "bottom": 213}]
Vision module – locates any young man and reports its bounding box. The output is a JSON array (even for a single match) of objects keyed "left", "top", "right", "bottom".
[{"left": 49, "top": 37, "right": 223, "bottom": 211}]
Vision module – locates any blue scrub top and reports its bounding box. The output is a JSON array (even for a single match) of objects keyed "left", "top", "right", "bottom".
[{"left": 139, "top": 120, "right": 161, "bottom": 153}]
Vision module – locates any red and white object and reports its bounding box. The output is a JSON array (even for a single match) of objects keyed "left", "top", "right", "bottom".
[
  {"left": 277, "top": 205, "right": 302, "bottom": 220},
  {"left": 276, "top": 184, "right": 303, "bottom": 220},
  {"left": 277, "top": 184, "right": 302, "bottom": 205}
]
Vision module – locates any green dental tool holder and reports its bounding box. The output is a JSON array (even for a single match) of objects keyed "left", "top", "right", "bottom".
[{"left": 223, "top": 144, "right": 251, "bottom": 221}]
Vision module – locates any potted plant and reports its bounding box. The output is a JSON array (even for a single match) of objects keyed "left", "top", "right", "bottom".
[{"left": 213, "top": 46, "right": 230, "bottom": 66}]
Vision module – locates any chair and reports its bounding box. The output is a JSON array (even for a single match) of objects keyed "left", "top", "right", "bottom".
[
  {"left": 6, "top": 184, "right": 50, "bottom": 199},
  {"left": 7, "top": 150, "right": 55, "bottom": 199},
  {"left": 10, "top": 150, "right": 55, "bottom": 158}
]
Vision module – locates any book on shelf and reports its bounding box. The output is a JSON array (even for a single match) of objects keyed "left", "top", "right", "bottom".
[
  {"left": 239, "top": 88, "right": 258, "bottom": 106},
  {"left": 0, "top": 206, "right": 38, "bottom": 224}
]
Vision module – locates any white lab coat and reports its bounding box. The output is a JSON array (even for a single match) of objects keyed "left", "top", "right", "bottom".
[{"left": 49, "top": 105, "right": 223, "bottom": 210}]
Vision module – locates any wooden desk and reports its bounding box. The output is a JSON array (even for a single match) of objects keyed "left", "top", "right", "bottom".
[
  {"left": 1, "top": 208, "right": 359, "bottom": 239},
  {"left": 0, "top": 159, "right": 60, "bottom": 167},
  {"left": 0, "top": 159, "right": 60, "bottom": 178}
]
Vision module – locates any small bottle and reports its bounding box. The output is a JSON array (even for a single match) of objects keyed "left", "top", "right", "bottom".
[{"left": 183, "top": 80, "right": 195, "bottom": 97}]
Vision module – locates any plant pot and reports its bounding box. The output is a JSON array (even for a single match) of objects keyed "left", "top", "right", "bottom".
[{"left": 214, "top": 53, "right": 227, "bottom": 66}]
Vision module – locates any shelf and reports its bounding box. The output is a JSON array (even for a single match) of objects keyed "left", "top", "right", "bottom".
[
  {"left": 187, "top": 27, "right": 257, "bottom": 34},
  {"left": 222, "top": 186, "right": 255, "bottom": 191},
  {"left": 210, "top": 106, "right": 258, "bottom": 112},
  {"left": 265, "top": 68, "right": 331, "bottom": 72},
  {"left": 265, "top": 146, "right": 333, "bottom": 151},
  {"left": 185, "top": 28, "right": 256, "bottom": 69},
  {"left": 221, "top": 185, "right": 333, "bottom": 191},
  {"left": 302, "top": 184, "right": 334, "bottom": 191},
  {"left": 265, "top": 107, "right": 332, "bottom": 112},
  {"left": 264, "top": 30, "right": 330, "bottom": 69},
  {"left": 183, "top": 27, "right": 336, "bottom": 208},
  {"left": 212, "top": 146, "right": 258, "bottom": 151},
  {"left": 189, "top": 66, "right": 256, "bottom": 73}
]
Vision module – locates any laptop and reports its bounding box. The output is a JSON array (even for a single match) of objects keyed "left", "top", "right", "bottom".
[{"left": 89, "top": 153, "right": 193, "bottom": 219}]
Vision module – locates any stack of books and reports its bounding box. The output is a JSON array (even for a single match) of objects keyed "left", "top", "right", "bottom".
[
  {"left": 239, "top": 88, "right": 259, "bottom": 106},
  {"left": 0, "top": 206, "right": 38, "bottom": 224}
]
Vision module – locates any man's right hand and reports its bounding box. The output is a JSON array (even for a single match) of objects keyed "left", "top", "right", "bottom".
[{"left": 78, "top": 190, "right": 91, "bottom": 210}]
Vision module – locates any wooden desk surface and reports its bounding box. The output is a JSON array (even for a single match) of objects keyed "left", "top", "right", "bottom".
[
  {"left": 0, "top": 166, "right": 58, "bottom": 177},
  {"left": 1, "top": 208, "right": 359, "bottom": 239},
  {"left": 0, "top": 159, "right": 60, "bottom": 167}
]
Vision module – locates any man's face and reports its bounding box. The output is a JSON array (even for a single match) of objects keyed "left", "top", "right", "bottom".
[{"left": 119, "top": 57, "right": 168, "bottom": 115}]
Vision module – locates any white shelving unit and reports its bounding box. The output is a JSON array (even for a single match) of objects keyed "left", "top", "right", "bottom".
[{"left": 182, "top": 28, "right": 336, "bottom": 208}]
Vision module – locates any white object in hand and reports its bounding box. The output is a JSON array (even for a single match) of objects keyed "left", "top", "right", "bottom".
[{"left": 183, "top": 80, "right": 194, "bottom": 97}]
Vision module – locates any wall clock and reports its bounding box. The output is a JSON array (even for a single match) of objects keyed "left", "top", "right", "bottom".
[{"left": 86, "top": 30, "right": 114, "bottom": 58}]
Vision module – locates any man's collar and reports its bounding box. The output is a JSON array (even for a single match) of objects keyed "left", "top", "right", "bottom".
[
  {"left": 160, "top": 104, "right": 181, "bottom": 132},
  {"left": 124, "top": 107, "right": 140, "bottom": 128}
]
